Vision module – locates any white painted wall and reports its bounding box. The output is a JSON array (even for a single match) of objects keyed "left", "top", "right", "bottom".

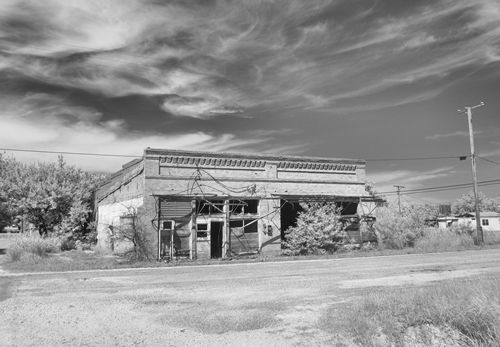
[
  {"left": 96, "top": 197, "right": 144, "bottom": 252},
  {"left": 438, "top": 216, "right": 500, "bottom": 231},
  {"left": 478, "top": 217, "right": 500, "bottom": 231}
]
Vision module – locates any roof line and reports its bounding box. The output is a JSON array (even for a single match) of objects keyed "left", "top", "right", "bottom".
[{"left": 144, "top": 148, "right": 366, "bottom": 164}]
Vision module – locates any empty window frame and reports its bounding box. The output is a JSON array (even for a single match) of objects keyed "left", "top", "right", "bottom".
[
  {"left": 229, "top": 219, "right": 257, "bottom": 233},
  {"left": 197, "top": 223, "right": 208, "bottom": 238},
  {"left": 162, "top": 220, "right": 175, "bottom": 230},
  {"left": 229, "top": 200, "right": 259, "bottom": 214},
  {"left": 198, "top": 200, "right": 224, "bottom": 215}
]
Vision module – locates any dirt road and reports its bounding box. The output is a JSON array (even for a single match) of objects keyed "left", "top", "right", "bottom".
[{"left": 1, "top": 249, "right": 500, "bottom": 346}]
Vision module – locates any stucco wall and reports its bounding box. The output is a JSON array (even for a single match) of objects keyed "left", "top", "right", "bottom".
[{"left": 96, "top": 197, "right": 144, "bottom": 252}]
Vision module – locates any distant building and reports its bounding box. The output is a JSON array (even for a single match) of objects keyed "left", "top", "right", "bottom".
[
  {"left": 437, "top": 211, "right": 500, "bottom": 231},
  {"left": 95, "top": 148, "right": 377, "bottom": 260}
]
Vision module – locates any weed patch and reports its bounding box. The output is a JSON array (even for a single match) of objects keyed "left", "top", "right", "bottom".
[
  {"left": 6, "top": 234, "right": 60, "bottom": 262},
  {"left": 414, "top": 228, "right": 474, "bottom": 253},
  {"left": 320, "top": 276, "right": 500, "bottom": 346}
]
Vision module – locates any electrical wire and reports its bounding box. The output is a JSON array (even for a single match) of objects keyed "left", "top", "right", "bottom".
[
  {"left": 379, "top": 179, "right": 500, "bottom": 196},
  {"left": 0, "top": 147, "right": 141, "bottom": 158},
  {"left": 366, "top": 155, "right": 468, "bottom": 162},
  {"left": 0, "top": 147, "right": 486, "bottom": 164},
  {"left": 477, "top": 155, "right": 500, "bottom": 166}
]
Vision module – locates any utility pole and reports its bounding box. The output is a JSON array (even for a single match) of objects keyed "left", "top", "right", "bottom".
[
  {"left": 458, "top": 102, "right": 485, "bottom": 245},
  {"left": 394, "top": 185, "right": 405, "bottom": 213}
]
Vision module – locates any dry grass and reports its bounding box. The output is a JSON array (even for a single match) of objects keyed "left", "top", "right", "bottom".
[
  {"left": 320, "top": 276, "right": 500, "bottom": 346},
  {"left": 414, "top": 228, "right": 474, "bottom": 253},
  {"left": 6, "top": 234, "right": 60, "bottom": 262},
  {"left": 3, "top": 249, "right": 122, "bottom": 272},
  {"left": 484, "top": 230, "right": 500, "bottom": 245}
]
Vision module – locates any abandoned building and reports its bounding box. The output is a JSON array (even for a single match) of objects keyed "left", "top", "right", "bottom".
[{"left": 95, "top": 148, "right": 376, "bottom": 260}]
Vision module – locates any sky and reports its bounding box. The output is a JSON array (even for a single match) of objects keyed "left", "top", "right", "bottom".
[{"left": 0, "top": 0, "right": 499, "bottom": 203}]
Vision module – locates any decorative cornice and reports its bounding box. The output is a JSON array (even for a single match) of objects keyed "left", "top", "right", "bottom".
[
  {"left": 146, "top": 148, "right": 365, "bottom": 165},
  {"left": 146, "top": 175, "right": 365, "bottom": 185},
  {"left": 277, "top": 161, "right": 356, "bottom": 171},
  {"left": 160, "top": 156, "right": 267, "bottom": 168},
  {"left": 159, "top": 155, "right": 357, "bottom": 172}
]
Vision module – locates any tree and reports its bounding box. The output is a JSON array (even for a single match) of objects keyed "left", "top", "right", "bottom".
[
  {"left": 451, "top": 191, "right": 498, "bottom": 215},
  {"left": 282, "top": 202, "right": 346, "bottom": 255},
  {"left": 0, "top": 154, "right": 106, "bottom": 239}
]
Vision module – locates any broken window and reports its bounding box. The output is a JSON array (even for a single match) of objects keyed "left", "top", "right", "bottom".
[
  {"left": 229, "top": 219, "right": 257, "bottom": 235},
  {"left": 197, "top": 223, "right": 208, "bottom": 238},
  {"left": 197, "top": 200, "right": 224, "bottom": 215},
  {"left": 162, "top": 220, "right": 174, "bottom": 230},
  {"left": 230, "top": 219, "right": 259, "bottom": 255},
  {"left": 229, "top": 199, "right": 258, "bottom": 214}
]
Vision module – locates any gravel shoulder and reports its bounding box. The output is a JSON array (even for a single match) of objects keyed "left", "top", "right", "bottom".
[{"left": 1, "top": 249, "right": 500, "bottom": 346}]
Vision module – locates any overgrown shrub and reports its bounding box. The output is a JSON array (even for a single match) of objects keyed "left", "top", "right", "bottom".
[
  {"left": 60, "top": 237, "right": 77, "bottom": 251},
  {"left": 282, "top": 202, "right": 346, "bottom": 255},
  {"left": 7, "top": 234, "right": 60, "bottom": 262},
  {"left": 449, "top": 222, "right": 474, "bottom": 236},
  {"left": 374, "top": 204, "right": 436, "bottom": 249},
  {"left": 374, "top": 207, "right": 418, "bottom": 249}
]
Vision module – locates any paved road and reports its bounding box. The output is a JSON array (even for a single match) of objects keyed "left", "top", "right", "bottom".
[{"left": 1, "top": 249, "right": 500, "bottom": 346}]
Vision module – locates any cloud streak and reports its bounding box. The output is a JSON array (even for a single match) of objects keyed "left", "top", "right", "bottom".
[
  {"left": 0, "top": 93, "right": 300, "bottom": 171},
  {"left": 425, "top": 130, "right": 482, "bottom": 141},
  {"left": 368, "top": 166, "right": 456, "bottom": 193}
]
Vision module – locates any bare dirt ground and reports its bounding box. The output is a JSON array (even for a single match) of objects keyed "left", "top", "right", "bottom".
[{"left": 1, "top": 249, "right": 500, "bottom": 346}]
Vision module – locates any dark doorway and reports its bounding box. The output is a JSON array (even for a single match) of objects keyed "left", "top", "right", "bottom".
[
  {"left": 280, "top": 200, "right": 304, "bottom": 245},
  {"left": 210, "top": 221, "right": 223, "bottom": 258},
  {"left": 336, "top": 201, "right": 358, "bottom": 215}
]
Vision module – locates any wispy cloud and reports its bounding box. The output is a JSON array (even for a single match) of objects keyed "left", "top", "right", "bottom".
[
  {"left": 1, "top": 0, "right": 499, "bottom": 119},
  {"left": 368, "top": 166, "right": 456, "bottom": 193},
  {"left": 0, "top": 93, "right": 293, "bottom": 171},
  {"left": 425, "top": 130, "right": 482, "bottom": 141}
]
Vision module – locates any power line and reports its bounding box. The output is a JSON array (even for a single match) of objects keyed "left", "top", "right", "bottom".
[
  {"left": 0, "top": 148, "right": 141, "bottom": 158},
  {"left": 366, "top": 155, "right": 468, "bottom": 162},
  {"left": 391, "top": 181, "right": 500, "bottom": 196},
  {"left": 379, "top": 179, "right": 500, "bottom": 196},
  {"left": 2, "top": 147, "right": 500, "bottom": 169},
  {"left": 0, "top": 147, "right": 476, "bottom": 162},
  {"left": 477, "top": 155, "right": 500, "bottom": 166}
]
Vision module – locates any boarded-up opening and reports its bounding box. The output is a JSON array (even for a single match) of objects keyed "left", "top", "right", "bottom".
[
  {"left": 160, "top": 199, "right": 192, "bottom": 219},
  {"left": 210, "top": 221, "right": 223, "bottom": 258}
]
